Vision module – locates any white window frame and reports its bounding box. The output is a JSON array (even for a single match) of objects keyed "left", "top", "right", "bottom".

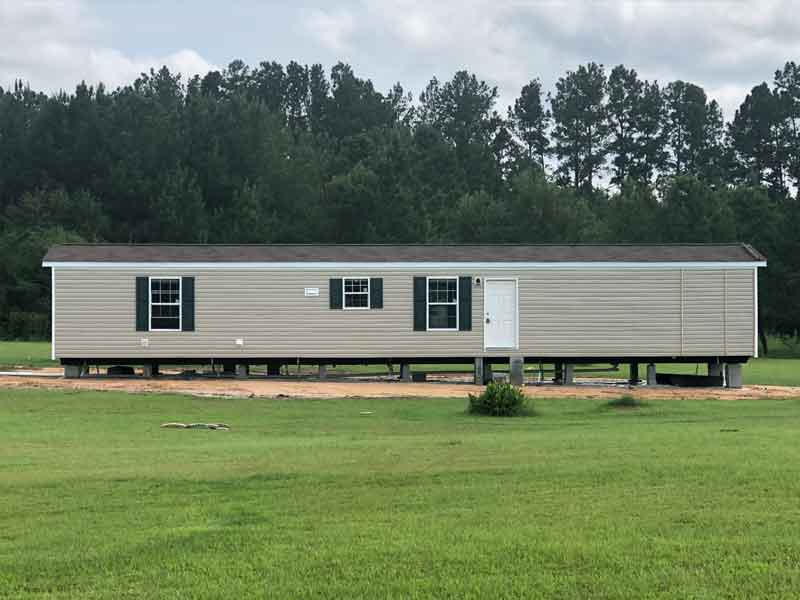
[
  {"left": 426, "top": 276, "right": 459, "bottom": 332},
  {"left": 149, "top": 276, "right": 182, "bottom": 332},
  {"left": 342, "top": 277, "right": 370, "bottom": 310}
]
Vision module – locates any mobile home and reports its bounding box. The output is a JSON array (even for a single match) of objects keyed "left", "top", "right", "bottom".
[{"left": 42, "top": 243, "right": 766, "bottom": 386}]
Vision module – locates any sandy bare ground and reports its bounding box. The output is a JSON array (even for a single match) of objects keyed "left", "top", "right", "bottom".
[{"left": 0, "top": 369, "right": 798, "bottom": 400}]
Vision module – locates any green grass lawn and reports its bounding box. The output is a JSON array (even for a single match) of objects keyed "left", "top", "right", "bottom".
[
  {"left": 0, "top": 341, "right": 55, "bottom": 369},
  {"left": 2, "top": 388, "right": 800, "bottom": 598},
  {"left": 4, "top": 339, "right": 800, "bottom": 387}
]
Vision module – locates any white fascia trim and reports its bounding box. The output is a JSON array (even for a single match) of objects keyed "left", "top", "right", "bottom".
[{"left": 41, "top": 260, "right": 768, "bottom": 270}]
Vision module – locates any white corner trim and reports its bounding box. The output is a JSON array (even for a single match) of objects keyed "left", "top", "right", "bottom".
[
  {"left": 754, "top": 267, "right": 759, "bottom": 358},
  {"left": 680, "top": 269, "right": 685, "bottom": 356},
  {"left": 41, "top": 260, "right": 768, "bottom": 270},
  {"left": 51, "top": 268, "right": 55, "bottom": 360}
]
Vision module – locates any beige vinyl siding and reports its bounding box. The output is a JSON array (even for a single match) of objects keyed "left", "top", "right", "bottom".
[
  {"left": 54, "top": 269, "right": 482, "bottom": 359},
  {"left": 519, "top": 269, "right": 683, "bottom": 356},
  {"left": 683, "top": 270, "right": 726, "bottom": 354},
  {"left": 724, "top": 269, "right": 756, "bottom": 354},
  {"left": 682, "top": 269, "right": 755, "bottom": 355},
  {"left": 53, "top": 266, "right": 756, "bottom": 359}
]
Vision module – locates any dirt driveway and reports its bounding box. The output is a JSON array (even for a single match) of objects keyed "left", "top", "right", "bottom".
[{"left": 0, "top": 370, "right": 798, "bottom": 400}]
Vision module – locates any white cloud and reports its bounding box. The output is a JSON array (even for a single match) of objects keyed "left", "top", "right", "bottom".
[
  {"left": 82, "top": 48, "right": 217, "bottom": 90},
  {"left": 312, "top": 0, "right": 800, "bottom": 120},
  {"left": 707, "top": 83, "right": 752, "bottom": 120},
  {"left": 0, "top": 0, "right": 216, "bottom": 92},
  {"left": 306, "top": 8, "right": 356, "bottom": 55},
  {"left": 1, "top": 0, "right": 797, "bottom": 122}
]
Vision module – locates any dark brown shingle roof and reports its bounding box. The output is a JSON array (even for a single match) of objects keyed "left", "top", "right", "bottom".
[{"left": 43, "top": 243, "right": 766, "bottom": 263}]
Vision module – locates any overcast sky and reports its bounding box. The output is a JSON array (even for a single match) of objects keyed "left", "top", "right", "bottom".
[{"left": 1, "top": 0, "right": 798, "bottom": 119}]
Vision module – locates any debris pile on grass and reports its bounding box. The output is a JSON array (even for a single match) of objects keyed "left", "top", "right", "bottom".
[{"left": 160, "top": 422, "right": 230, "bottom": 430}]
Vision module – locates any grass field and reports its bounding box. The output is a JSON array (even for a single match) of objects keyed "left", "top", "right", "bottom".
[
  {"left": 3, "top": 340, "right": 800, "bottom": 386},
  {"left": 0, "top": 341, "right": 55, "bottom": 369},
  {"left": 2, "top": 388, "right": 800, "bottom": 598}
]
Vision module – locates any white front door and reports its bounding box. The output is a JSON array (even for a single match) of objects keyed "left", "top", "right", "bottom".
[{"left": 484, "top": 279, "right": 518, "bottom": 349}]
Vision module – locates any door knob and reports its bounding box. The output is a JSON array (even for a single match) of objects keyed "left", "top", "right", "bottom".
[{"left": 485, "top": 317, "right": 491, "bottom": 324}]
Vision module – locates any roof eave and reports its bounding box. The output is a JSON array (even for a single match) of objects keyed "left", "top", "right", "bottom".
[{"left": 42, "top": 259, "right": 768, "bottom": 269}]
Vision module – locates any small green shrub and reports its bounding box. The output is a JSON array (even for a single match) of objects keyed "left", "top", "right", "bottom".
[
  {"left": 468, "top": 381, "right": 529, "bottom": 416},
  {"left": 605, "top": 394, "right": 644, "bottom": 409}
]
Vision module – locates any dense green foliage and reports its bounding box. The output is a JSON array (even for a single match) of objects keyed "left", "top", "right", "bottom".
[
  {"left": 2, "top": 59, "right": 800, "bottom": 348},
  {"left": 468, "top": 380, "right": 529, "bottom": 415},
  {"left": 2, "top": 388, "right": 800, "bottom": 598}
]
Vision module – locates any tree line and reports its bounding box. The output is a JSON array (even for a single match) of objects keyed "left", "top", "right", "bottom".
[{"left": 1, "top": 59, "right": 798, "bottom": 352}]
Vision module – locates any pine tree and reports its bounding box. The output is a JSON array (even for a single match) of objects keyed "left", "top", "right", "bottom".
[
  {"left": 728, "top": 82, "right": 787, "bottom": 194},
  {"left": 549, "top": 63, "right": 609, "bottom": 193},
  {"left": 510, "top": 79, "right": 549, "bottom": 171}
]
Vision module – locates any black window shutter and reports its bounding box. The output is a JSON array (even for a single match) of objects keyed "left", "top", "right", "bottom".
[
  {"left": 370, "top": 278, "right": 383, "bottom": 309},
  {"left": 135, "top": 277, "right": 149, "bottom": 331},
  {"left": 413, "top": 277, "right": 427, "bottom": 331},
  {"left": 181, "top": 277, "right": 195, "bottom": 331},
  {"left": 330, "top": 278, "right": 343, "bottom": 309},
  {"left": 459, "top": 276, "right": 472, "bottom": 331}
]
